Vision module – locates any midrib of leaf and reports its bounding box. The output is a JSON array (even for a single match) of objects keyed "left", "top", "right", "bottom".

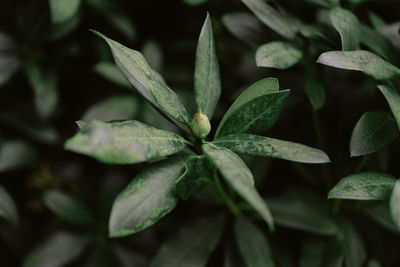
[
  {"left": 173, "top": 217, "right": 222, "bottom": 267},
  {"left": 356, "top": 116, "right": 392, "bottom": 148}
]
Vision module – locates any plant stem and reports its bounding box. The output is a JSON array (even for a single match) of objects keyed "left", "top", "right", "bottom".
[{"left": 213, "top": 170, "right": 241, "bottom": 217}]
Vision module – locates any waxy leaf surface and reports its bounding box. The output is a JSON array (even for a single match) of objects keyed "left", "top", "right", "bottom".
[
  {"left": 329, "top": 7, "right": 360, "bottom": 51},
  {"left": 377, "top": 84, "right": 400, "bottom": 131},
  {"left": 256, "top": 41, "right": 302, "bottom": 70}
]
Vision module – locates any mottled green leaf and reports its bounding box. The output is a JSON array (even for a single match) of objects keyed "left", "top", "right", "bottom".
[
  {"left": 150, "top": 215, "right": 225, "bottom": 267},
  {"left": 43, "top": 190, "right": 94, "bottom": 225},
  {"left": 202, "top": 143, "right": 274, "bottom": 231},
  {"left": 389, "top": 180, "right": 400, "bottom": 231},
  {"left": 23, "top": 232, "right": 88, "bottom": 267},
  {"left": 215, "top": 78, "right": 289, "bottom": 137},
  {"left": 234, "top": 217, "right": 276, "bottom": 267},
  {"left": 194, "top": 13, "right": 221, "bottom": 119},
  {"left": 91, "top": 30, "right": 190, "bottom": 125},
  {"left": 109, "top": 157, "right": 186, "bottom": 237},
  {"left": 360, "top": 24, "right": 397, "bottom": 64},
  {"left": 242, "top": 0, "right": 296, "bottom": 40},
  {"left": 256, "top": 42, "right": 302, "bottom": 70},
  {"left": 93, "top": 62, "right": 131, "bottom": 88},
  {"left": 328, "top": 172, "right": 396, "bottom": 200},
  {"left": 329, "top": 7, "right": 360, "bottom": 51},
  {"left": 0, "top": 185, "right": 18, "bottom": 225},
  {"left": 49, "top": 0, "right": 81, "bottom": 24},
  {"left": 341, "top": 222, "right": 367, "bottom": 267},
  {"left": 350, "top": 111, "right": 398, "bottom": 157},
  {"left": 174, "top": 156, "right": 207, "bottom": 201},
  {"left": 82, "top": 95, "right": 138, "bottom": 122},
  {"left": 65, "top": 120, "right": 188, "bottom": 164},
  {"left": 0, "top": 140, "right": 36, "bottom": 172},
  {"left": 377, "top": 84, "right": 400, "bottom": 131},
  {"left": 317, "top": 50, "right": 400, "bottom": 80},
  {"left": 304, "top": 80, "right": 326, "bottom": 110},
  {"left": 214, "top": 134, "right": 330, "bottom": 164}
]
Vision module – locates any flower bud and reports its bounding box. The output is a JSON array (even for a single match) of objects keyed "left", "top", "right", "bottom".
[{"left": 190, "top": 111, "right": 211, "bottom": 139}]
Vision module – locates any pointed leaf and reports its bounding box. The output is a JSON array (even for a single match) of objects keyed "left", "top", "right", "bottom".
[
  {"left": 43, "top": 190, "right": 95, "bottom": 225},
  {"left": 214, "top": 134, "right": 330, "bottom": 164},
  {"left": 109, "top": 157, "right": 186, "bottom": 237},
  {"left": 91, "top": 30, "right": 190, "bottom": 125},
  {"left": 350, "top": 111, "right": 399, "bottom": 157},
  {"left": 329, "top": 7, "right": 360, "bottom": 51},
  {"left": 317, "top": 50, "right": 400, "bottom": 80},
  {"left": 242, "top": 0, "right": 296, "bottom": 39},
  {"left": 49, "top": 0, "right": 81, "bottom": 24},
  {"left": 0, "top": 185, "right": 18, "bottom": 226},
  {"left": 93, "top": 62, "right": 131, "bottom": 88},
  {"left": 23, "top": 232, "right": 88, "bottom": 267},
  {"left": 0, "top": 141, "right": 36, "bottom": 172},
  {"left": 82, "top": 95, "right": 138, "bottom": 122},
  {"left": 215, "top": 78, "right": 289, "bottom": 137},
  {"left": 65, "top": 120, "right": 188, "bottom": 164},
  {"left": 150, "top": 215, "right": 225, "bottom": 267},
  {"left": 256, "top": 41, "right": 302, "bottom": 70},
  {"left": 194, "top": 13, "right": 221, "bottom": 119},
  {"left": 234, "top": 217, "right": 276, "bottom": 267},
  {"left": 328, "top": 172, "right": 396, "bottom": 200},
  {"left": 202, "top": 143, "right": 274, "bottom": 231},
  {"left": 389, "top": 180, "right": 400, "bottom": 231},
  {"left": 377, "top": 84, "right": 400, "bottom": 131}
]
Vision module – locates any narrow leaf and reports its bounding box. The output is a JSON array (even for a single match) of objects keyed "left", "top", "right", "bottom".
[
  {"left": 49, "top": 0, "right": 81, "bottom": 24},
  {"left": 304, "top": 80, "right": 326, "bottom": 111},
  {"left": 389, "top": 180, "right": 400, "bottom": 230},
  {"left": 82, "top": 95, "right": 138, "bottom": 122},
  {"left": 328, "top": 172, "right": 396, "bottom": 200},
  {"left": 43, "top": 190, "right": 94, "bottom": 225},
  {"left": 215, "top": 78, "right": 289, "bottom": 137},
  {"left": 202, "top": 143, "right": 274, "bottom": 231},
  {"left": 91, "top": 30, "right": 190, "bottom": 125},
  {"left": 256, "top": 41, "right": 302, "bottom": 70},
  {"left": 0, "top": 185, "right": 18, "bottom": 226},
  {"left": 329, "top": 7, "right": 360, "bottom": 51},
  {"left": 377, "top": 84, "right": 400, "bottom": 131},
  {"left": 194, "top": 13, "right": 221, "bottom": 119},
  {"left": 350, "top": 111, "right": 398, "bottom": 157},
  {"left": 317, "top": 50, "right": 400, "bottom": 80},
  {"left": 109, "top": 157, "right": 186, "bottom": 237},
  {"left": 214, "top": 134, "right": 330, "bottom": 164},
  {"left": 23, "top": 232, "right": 88, "bottom": 267},
  {"left": 242, "top": 0, "right": 296, "bottom": 39},
  {"left": 234, "top": 217, "right": 276, "bottom": 267},
  {"left": 93, "top": 62, "right": 131, "bottom": 88},
  {"left": 65, "top": 120, "right": 188, "bottom": 164},
  {"left": 150, "top": 215, "right": 225, "bottom": 267}
]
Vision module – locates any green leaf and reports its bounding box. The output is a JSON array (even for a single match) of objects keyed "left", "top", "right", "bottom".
[
  {"left": 49, "top": 0, "right": 81, "bottom": 25},
  {"left": 65, "top": 120, "right": 188, "bottom": 164},
  {"left": 368, "top": 12, "right": 386, "bottom": 30},
  {"left": 183, "top": 0, "right": 208, "bottom": 6},
  {"left": 364, "top": 204, "right": 399, "bottom": 234},
  {"left": 256, "top": 42, "right": 302, "bottom": 70},
  {"left": 317, "top": 50, "right": 400, "bottom": 80},
  {"left": 0, "top": 33, "right": 20, "bottom": 86},
  {"left": 0, "top": 185, "right": 18, "bottom": 226},
  {"left": 43, "top": 190, "right": 94, "bottom": 225},
  {"left": 367, "top": 259, "right": 382, "bottom": 267},
  {"left": 105, "top": 13, "right": 136, "bottom": 42},
  {"left": 82, "top": 95, "right": 138, "bottom": 122},
  {"left": 341, "top": 221, "right": 367, "bottom": 267},
  {"left": 242, "top": 0, "right": 296, "bottom": 40},
  {"left": 23, "top": 232, "right": 88, "bottom": 267},
  {"left": 266, "top": 192, "right": 338, "bottom": 235},
  {"left": 328, "top": 172, "right": 397, "bottom": 200},
  {"left": 304, "top": 80, "right": 326, "bottom": 111},
  {"left": 213, "top": 134, "right": 330, "bottom": 164},
  {"left": 360, "top": 24, "right": 398, "bottom": 64},
  {"left": 329, "top": 7, "right": 360, "bottom": 51},
  {"left": 0, "top": 141, "right": 36, "bottom": 172},
  {"left": 194, "top": 13, "right": 221, "bottom": 119},
  {"left": 91, "top": 30, "right": 190, "bottom": 125},
  {"left": 109, "top": 157, "right": 186, "bottom": 237},
  {"left": 150, "top": 215, "right": 225, "bottom": 267},
  {"left": 93, "top": 62, "right": 131, "bottom": 88},
  {"left": 377, "top": 84, "right": 400, "bottom": 131},
  {"left": 234, "top": 217, "right": 276, "bottom": 267},
  {"left": 202, "top": 143, "right": 274, "bottom": 231},
  {"left": 142, "top": 40, "right": 163, "bottom": 72},
  {"left": 350, "top": 111, "right": 399, "bottom": 157},
  {"left": 215, "top": 78, "right": 289, "bottom": 137},
  {"left": 174, "top": 156, "right": 207, "bottom": 201},
  {"left": 389, "top": 180, "right": 400, "bottom": 231}
]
